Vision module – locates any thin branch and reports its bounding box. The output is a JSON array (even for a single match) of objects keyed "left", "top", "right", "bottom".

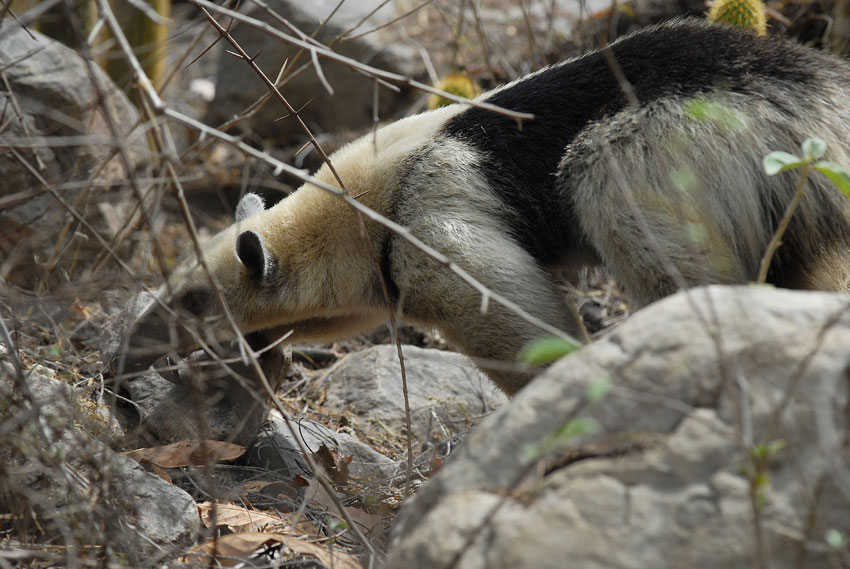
[
  {"left": 187, "top": 0, "right": 534, "bottom": 124},
  {"left": 340, "top": 0, "right": 436, "bottom": 43},
  {"left": 757, "top": 165, "right": 811, "bottom": 283}
]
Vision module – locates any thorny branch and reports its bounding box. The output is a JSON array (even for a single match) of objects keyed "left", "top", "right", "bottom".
[{"left": 187, "top": 0, "right": 535, "bottom": 124}]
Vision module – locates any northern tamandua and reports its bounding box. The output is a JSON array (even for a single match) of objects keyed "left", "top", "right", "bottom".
[{"left": 115, "top": 18, "right": 850, "bottom": 394}]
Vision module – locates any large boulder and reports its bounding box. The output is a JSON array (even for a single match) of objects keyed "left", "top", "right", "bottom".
[
  {"left": 0, "top": 21, "right": 148, "bottom": 286},
  {"left": 207, "top": 0, "right": 420, "bottom": 145},
  {"left": 387, "top": 286, "right": 850, "bottom": 569}
]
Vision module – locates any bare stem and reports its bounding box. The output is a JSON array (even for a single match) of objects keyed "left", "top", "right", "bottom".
[{"left": 757, "top": 165, "right": 811, "bottom": 283}]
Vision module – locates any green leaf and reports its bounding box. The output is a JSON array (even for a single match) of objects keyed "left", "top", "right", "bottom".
[
  {"left": 801, "top": 137, "right": 827, "bottom": 160},
  {"left": 753, "top": 439, "right": 785, "bottom": 461},
  {"left": 765, "top": 439, "right": 786, "bottom": 456},
  {"left": 763, "top": 151, "right": 805, "bottom": 175},
  {"left": 752, "top": 471, "right": 769, "bottom": 491},
  {"left": 683, "top": 98, "right": 747, "bottom": 131},
  {"left": 685, "top": 221, "right": 708, "bottom": 245},
  {"left": 519, "top": 336, "right": 579, "bottom": 366},
  {"left": 814, "top": 160, "right": 850, "bottom": 198},
  {"left": 825, "top": 528, "right": 846, "bottom": 550},
  {"left": 554, "top": 417, "right": 599, "bottom": 439},
  {"left": 586, "top": 376, "right": 612, "bottom": 403},
  {"left": 521, "top": 417, "right": 599, "bottom": 463},
  {"left": 327, "top": 518, "right": 349, "bottom": 533},
  {"left": 670, "top": 166, "right": 698, "bottom": 193}
]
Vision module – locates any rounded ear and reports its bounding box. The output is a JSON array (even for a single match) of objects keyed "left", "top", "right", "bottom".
[
  {"left": 236, "top": 230, "right": 268, "bottom": 280},
  {"left": 235, "top": 193, "right": 266, "bottom": 222}
]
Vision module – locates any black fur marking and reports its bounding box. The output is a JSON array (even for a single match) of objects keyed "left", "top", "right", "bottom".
[
  {"left": 236, "top": 230, "right": 267, "bottom": 280},
  {"left": 375, "top": 178, "right": 403, "bottom": 305},
  {"left": 379, "top": 237, "right": 400, "bottom": 305},
  {"left": 180, "top": 287, "right": 212, "bottom": 317},
  {"left": 441, "top": 19, "right": 823, "bottom": 265}
]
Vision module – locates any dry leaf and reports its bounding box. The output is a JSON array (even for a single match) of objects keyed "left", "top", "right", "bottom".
[
  {"left": 277, "top": 535, "right": 363, "bottom": 569},
  {"left": 312, "top": 444, "right": 350, "bottom": 484},
  {"left": 198, "top": 501, "right": 285, "bottom": 532},
  {"left": 135, "top": 457, "right": 172, "bottom": 483},
  {"left": 314, "top": 444, "right": 336, "bottom": 474},
  {"left": 344, "top": 505, "right": 383, "bottom": 535},
  {"left": 68, "top": 301, "right": 92, "bottom": 321},
  {"left": 303, "top": 474, "right": 340, "bottom": 513},
  {"left": 241, "top": 480, "right": 275, "bottom": 493},
  {"left": 183, "top": 532, "right": 362, "bottom": 569},
  {"left": 123, "top": 439, "right": 245, "bottom": 467},
  {"left": 183, "top": 532, "right": 282, "bottom": 567}
]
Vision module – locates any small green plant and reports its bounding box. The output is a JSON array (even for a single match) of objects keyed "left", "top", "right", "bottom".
[
  {"left": 323, "top": 517, "right": 349, "bottom": 547},
  {"left": 518, "top": 335, "right": 579, "bottom": 366},
  {"left": 520, "top": 376, "right": 611, "bottom": 463},
  {"left": 521, "top": 416, "right": 599, "bottom": 463},
  {"left": 751, "top": 439, "right": 786, "bottom": 461},
  {"left": 708, "top": 0, "right": 768, "bottom": 36},
  {"left": 826, "top": 528, "right": 847, "bottom": 550},
  {"left": 427, "top": 72, "right": 481, "bottom": 110},
  {"left": 759, "top": 138, "right": 850, "bottom": 282},
  {"left": 748, "top": 439, "right": 786, "bottom": 505},
  {"left": 763, "top": 138, "right": 850, "bottom": 195},
  {"left": 586, "top": 375, "right": 613, "bottom": 403}
]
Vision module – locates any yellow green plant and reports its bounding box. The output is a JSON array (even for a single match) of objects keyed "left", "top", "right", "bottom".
[
  {"left": 104, "top": 0, "right": 171, "bottom": 94},
  {"left": 427, "top": 72, "right": 481, "bottom": 110},
  {"left": 708, "top": 0, "right": 767, "bottom": 36}
]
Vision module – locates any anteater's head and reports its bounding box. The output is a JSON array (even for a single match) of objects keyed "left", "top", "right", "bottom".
[
  {"left": 112, "top": 193, "right": 285, "bottom": 377},
  {"left": 111, "top": 189, "right": 386, "bottom": 381},
  {"left": 112, "top": 108, "right": 461, "bottom": 380}
]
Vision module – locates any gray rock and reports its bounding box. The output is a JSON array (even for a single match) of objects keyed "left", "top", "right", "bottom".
[
  {"left": 119, "top": 344, "right": 290, "bottom": 447},
  {"left": 102, "top": 448, "right": 201, "bottom": 562},
  {"left": 0, "top": 21, "right": 148, "bottom": 285},
  {"left": 207, "top": 0, "right": 420, "bottom": 144},
  {"left": 0, "top": 360, "right": 123, "bottom": 443},
  {"left": 0, "top": 364, "right": 199, "bottom": 561},
  {"left": 112, "top": 292, "right": 290, "bottom": 447},
  {"left": 320, "top": 344, "right": 507, "bottom": 445},
  {"left": 248, "top": 414, "right": 397, "bottom": 482},
  {"left": 387, "top": 286, "right": 850, "bottom": 569}
]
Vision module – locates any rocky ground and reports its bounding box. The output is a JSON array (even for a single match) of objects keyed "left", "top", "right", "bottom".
[{"left": 1, "top": 0, "right": 849, "bottom": 567}]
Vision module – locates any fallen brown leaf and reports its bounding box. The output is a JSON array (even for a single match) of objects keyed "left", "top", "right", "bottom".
[
  {"left": 430, "top": 456, "right": 444, "bottom": 476},
  {"left": 134, "top": 457, "right": 172, "bottom": 483},
  {"left": 278, "top": 534, "right": 363, "bottom": 569},
  {"left": 182, "top": 532, "right": 363, "bottom": 569},
  {"left": 198, "top": 501, "right": 285, "bottom": 532},
  {"left": 123, "top": 439, "right": 245, "bottom": 467},
  {"left": 313, "top": 444, "right": 351, "bottom": 484},
  {"left": 344, "top": 505, "right": 383, "bottom": 535}
]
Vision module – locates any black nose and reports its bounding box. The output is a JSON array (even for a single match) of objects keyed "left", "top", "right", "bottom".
[{"left": 110, "top": 304, "right": 172, "bottom": 377}]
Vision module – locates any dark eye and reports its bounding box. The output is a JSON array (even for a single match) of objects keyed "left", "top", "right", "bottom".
[{"left": 180, "top": 288, "right": 212, "bottom": 316}]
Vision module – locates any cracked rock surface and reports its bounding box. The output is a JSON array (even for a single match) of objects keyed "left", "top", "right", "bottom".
[{"left": 387, "top": 286, "right": 850, "bottom": 569}]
